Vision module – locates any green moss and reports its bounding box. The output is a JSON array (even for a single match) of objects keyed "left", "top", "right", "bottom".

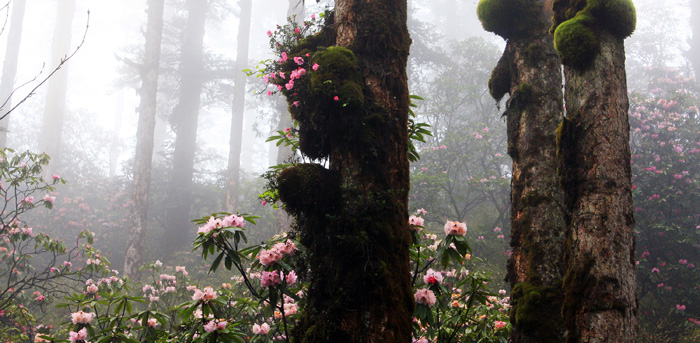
[
  {"left": 488, "top": 50, "right": 511, "bottom": 101},
  {"left": 477, "top": 0, "right": 540, "bottom": 39},
  {"left": 511, "top": 283, "right": 564, "bottom": 336},
  {"left": 553, "top": 12, "right": 599, "bottom": 70},
  {"left": 599, "top": 0, "right": 636, "bottom": 38},
  {"left": 277, "top": 163, "right": 341, "bottom": 217}
]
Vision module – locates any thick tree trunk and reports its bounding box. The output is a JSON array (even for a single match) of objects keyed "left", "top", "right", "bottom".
[
  {"left": 225, "top": 0, "right": 252, "bottom": 212},
  {"left": 292, "top": 1, "right": 414, "bottom": 341},
  {"left": 123, "top": 0, "right": 166, "bottom": 277},
  {"left": 163, "top": 0, "right": 208, "bottom": 255},
  {"left": 39, "top": 0, "right": 76, "bottom": 167},
  {"left": 559, "top": 31, "right": 638, "bottom": 343},
  {"left": 0, "top": 0, "right": 27, "bottom": 147},
  {"left": 503, "top": 10, "right": 567, "bottom": 340}
]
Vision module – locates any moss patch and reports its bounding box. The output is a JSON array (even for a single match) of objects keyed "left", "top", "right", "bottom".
[
  {"left": 477, "top": 0, "right": 540, "bottom": 39},
  {"left": 597, "top": 0, "right": 636, "bottom": 38},
  {"left": 511, "top": 283, "right": 564, "bottom": 335},
  {"left": 277, "top": 163, "right": 342, "bottom": 217},
  {"left": 488, "top": 49, "right": 511, "bottom": 101},
  {"left": 553, "top": 12, "right": 599, "bottom": 70}
]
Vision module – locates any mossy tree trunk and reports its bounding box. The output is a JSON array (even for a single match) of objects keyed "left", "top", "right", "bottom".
[
  {"left": 558, "top": 31, "right": 638, "bottom": 343},
  {"left": 503, "top": 12, "right": 567, "bottom": 343},
  {"left": 288, "top": 1, "right": 414, "bottom": 342},
  {"left": 123, "top": 0, "right": 166, "bottom": 277},
  {"left": 477, "top": 1, "right": 566, "bottom": 341},
  {"left": 553, "top": 1, "right": 638, "bottom": 341}
]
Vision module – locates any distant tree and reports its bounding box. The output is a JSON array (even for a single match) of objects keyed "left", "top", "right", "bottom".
[
  {"left": 225, "top": 0, "right": 252, "bottom": 212},
  {"left": 123, "top": 0, "right": 166, "bottom": 277},
  {"left": 689, "top": 0, "right": 700, "bottom": 77},
  {"left": 0, "top": 0, "right": 27, "bottom": 148},
  {"left": 477, "top": 0, "right": 566, "bottom": 341},
  {"left": 39, "top": 0, "right": 76, "bottom": 170},
  {"left": 162, "top": 0, "right": 209, "bottom": 255},
  {"left": 552, "top": 0, "right": 638, "bottom": 341}
]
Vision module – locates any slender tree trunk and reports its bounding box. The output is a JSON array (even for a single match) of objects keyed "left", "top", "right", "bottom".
[
  {"left": 0, "top": 0, "right": 27, "bottom": 147},
  {"left": 499, "top": 2, "right": 567, "bottom": 342},
  {"left": 553, "top": 1, "right": 639, "bottom": 338},
  {"left": 225, "top": 0, "right": 252, "bottom": 212},
  {"left": 290, "top": 1, "right": 413, "bottom": 341},
  {"left": 109, "top": 91, "right": 124, "bottom": 178},
  {"left": 123, "top": 0, "right": 166, "bottom": 277},
  {"left": 163, "top": 0, "right": 208, "bottom": 254},
  {"left": 689, "top": 0, "right": 700, "bottom": 77},
  {"left": 39, "top": 0, "right": 76, "bottom": 167}
]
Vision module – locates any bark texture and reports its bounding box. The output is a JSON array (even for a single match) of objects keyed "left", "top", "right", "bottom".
[
  {"left": 0, "top": 0, "right": 27, "bottom": 147},
  {"left": 163, "top": 0, "right": 208, "bottom": 254},
  {"left": 123, "top": 0, "right": 166, "bottom": 277},
  {"left": 559, "top": 30, "right": 638, "bottom": 343},
  {"left": 502, "top": 5, "right": 567, "bottom": 343},
  {"left": 284, "top": 1, "right": 414, "bottom": 341},
  {"left": 479, "top": 0, "right": 566, "bottom": 340},
  {"left": 39, "top": 0, "right": 76, "bottom": 168},
  {"left": 225, "top": 0, "right": 252, "bottom": 212}
]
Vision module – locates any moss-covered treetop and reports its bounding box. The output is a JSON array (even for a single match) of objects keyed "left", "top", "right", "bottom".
[
  {"left": 552, "top": 0, "right": 636, "bottom": 69},
  {"left": 477, "top": 0, "right": 542, "bottom": 39}
]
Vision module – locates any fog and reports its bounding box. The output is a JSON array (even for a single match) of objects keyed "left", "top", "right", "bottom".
[{"left": 0, "top": 0, "right": 698, "bottom": 340}]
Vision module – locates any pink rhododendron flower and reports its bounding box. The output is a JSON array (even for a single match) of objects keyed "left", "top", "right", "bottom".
[
  {"left": 204, "top": 320, "right": 217, "bottom": 332},
  {"left": 222, "top": 214, "right": 245, "bottom": 228},
  {"left": 86, "top": 284, "right": 98, "bottom": 294},
  {"left": 444, "top": 220, "right": 467, "bottom": 236},
  {"left": 252, "top": 323, "right": 270, "bottom": 335},
  {"left": 260, "top": 271, "right": 282, "bottom": 288},
  {"left": 258, "top": 249, "right": 282, "bottom": 266},
  {"left": 333, "top": 96, "right": 339, "bottom": 101},
  {"left": 267, "top": 30, "right": 272, "bottom": 36},
  {"left": 68, "top": 328, "right": 88, "bottom": 342},
  {"left": 423, "top": 269, "right": 443, "bottom": 285},
  {"left": 285, "top": 270, "right": 297, "bottom": 285},
  {"left": 52, "top": 174, "right": 60, "bottom": 180},
  {"left": 414, "top": 288, "right": 437, "bottom": 307},
  {"left": 293, "top": 56, "right": 304, "bottom": 65},
  {"left": 34, "top": 333, "right": 50, "bottom": 343},
  {"left": 280, "top": 52, "right": 287, "bottom": 62},
  {"left": 147, "top": 318, "right": 158, "bottom": 327},
  {"left": 494, "top": 320, "right": 507, "bottom": 330},
  {"left": 71, "top": 311, "right": 96, "bottom": 324},
  {"left": 677, "top": 304, "right": 686, "bottom": 311},
  {"left": 43, "top": 194, "right": 56, "bottom": 204},
  {"left": 22, "top": 196, "right": 34, "bottom": 204},
  {"left": 294, "top": 27, "right": 301, "bottom": 34},
  {"left": 312, "top": 63, "right": 319, "bottom": 70}
]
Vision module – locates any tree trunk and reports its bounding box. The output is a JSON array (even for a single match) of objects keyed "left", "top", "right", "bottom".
[
  {"left": 502, "top": 3, "right": 567, "bottom": 342},
  {"left": 109, "top": 91, "right": 124, "bottom": 178},
  {"left": 162, "top": 0, "right": 208, "bottom": 255},
  {"left": 0, "top": 0, "right": 27, "bottom": 147},
  {"left": 558, "top": 29, "right": 638, "bottom": 343},
  {"left": 290, "top": 1, "right": 414, "bottom": 341},
  {"left": 123, "top": 0, "right": 166, "bottom": 277},
  {"left": 225, "top": 0, "right": 252, "bottom": 212},
  {"left": 39, "top": 0, "right": 76, "bottom": 167},
  {"left": 478, "top": 1, "right": 566, "bottom": 339},
  {"left": 689, "top": 0, "right": 700, "bottom": 77}
]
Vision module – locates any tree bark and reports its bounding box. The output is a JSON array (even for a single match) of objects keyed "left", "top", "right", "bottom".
[
  {"left": 162, "top": 0, "right": 208, "bottom": 255},
  {"left": 123, "top": 0, "right": 166, "bottom": 277},
  {"left": 39, "top": 0, "right": 76, "bottom": 168},
  {"left": 291, "top": 1, "right": 414, "bottom": 341},
  {"left": 225, "top": 0, "right": 252, "bottom": 212},
  {"left": 501, "top": 3, "right": 567, "bottom": 342},
  {"left": 0, "top": 0, "right": 27, "bottom": 147},
  {"left": 559, "top": 30, "right": 638, "bottom": 343}
]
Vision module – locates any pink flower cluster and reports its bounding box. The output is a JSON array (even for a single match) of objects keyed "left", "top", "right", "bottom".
[
  {"left": 68, "top": 328, "right": 87, "bottom": 342},
  {"left": 444, "top": 220, "right": 467, "bottom": 236},
  {"left": 191, "top": 286, "right": 217, "bottom": 302},
  {"left": 252, "top": 322, "right": 271, "bottom": 335},
  {"left": 408, "top": 215, "right": 424, "bottom": 232},
  {"left": 414, "top": 288, "right": 437, "bottom": 307},
  {"left": 204, "top": 320, "right": 228, "bottom": 332},
  {"left": 70, "top": 311, "right": 95, "bottom": 325},
  {"left": 423, "top": 269, "right": 443, "bottom": 285},
  {"left": 197, "top": 214, "right": 245, "bottom": 235},
  {"left": 258, "top": 240, "right": 297, "bottom": 266}
]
